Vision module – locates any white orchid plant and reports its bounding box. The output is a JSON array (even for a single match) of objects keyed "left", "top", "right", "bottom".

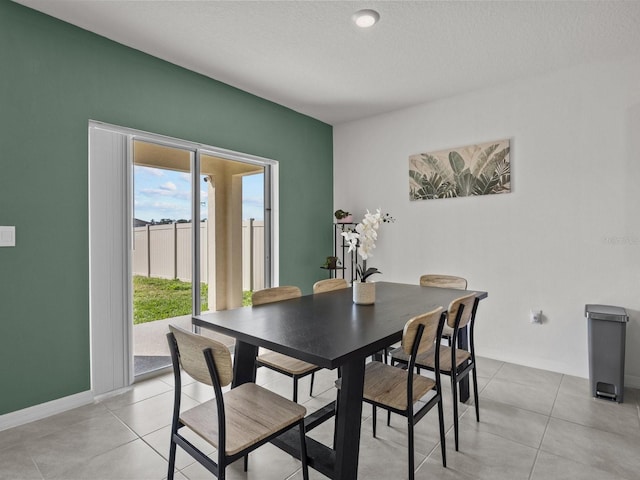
[{"left": 341, "top": 209, "right": 395, "bottom": 282}]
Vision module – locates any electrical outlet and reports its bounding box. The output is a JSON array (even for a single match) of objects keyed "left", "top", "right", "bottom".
[{"left": 530, "top": 309, "right": 542, "bottom": 324}]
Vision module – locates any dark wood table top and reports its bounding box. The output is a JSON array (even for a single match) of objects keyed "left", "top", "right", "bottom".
[{"left": 193, "top": 281, "right": 487, "bottom": 370}]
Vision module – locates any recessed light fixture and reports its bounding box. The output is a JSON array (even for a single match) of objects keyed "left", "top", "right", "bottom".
[{"left": 352, "top": 9, "right": 380, "bottom": 28}]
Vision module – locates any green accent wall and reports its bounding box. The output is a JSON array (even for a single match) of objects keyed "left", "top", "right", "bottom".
[{"left": 0, "top": 2, "right": 333, "bottom": 415}]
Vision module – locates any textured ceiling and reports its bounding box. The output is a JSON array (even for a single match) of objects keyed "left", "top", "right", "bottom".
[{"left": 14, "top": 0, "right": 640, "bottom": 125}]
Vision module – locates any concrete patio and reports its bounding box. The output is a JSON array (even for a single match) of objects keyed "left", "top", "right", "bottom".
[{"left": 133, "top": 314, "right": 236, "bottom": 376}]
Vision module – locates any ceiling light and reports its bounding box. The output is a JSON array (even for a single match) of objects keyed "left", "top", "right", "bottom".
[{"left": 353, "top": 9, "right": 380, "bottom": 28}]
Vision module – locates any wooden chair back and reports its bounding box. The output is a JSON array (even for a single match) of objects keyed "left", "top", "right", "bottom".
[
  {"left": 168, "top": 325, "right": 233, "bottom": 387},
  {"left": 420, "top": 274, "right": 467, "bottom": 290},
  {"left": 313, "top": 278, "right": 348, "bottom": 294},
  {"left": 401, "top": 307, "right": 445, "bottom": 355},
  {"left": 252, "top": 286, "right": 301, "bottom": 306},
  {"left": 446, "top": 293, "right": 477, "bottom": 330}
]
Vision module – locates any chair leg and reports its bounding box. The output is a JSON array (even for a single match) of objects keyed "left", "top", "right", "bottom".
[
  {"left": 387, "top": 409, "right": 391, "bottom": 427},
  {"left": 167, "top": 436, "right": 177, "bottom": 480},
  {"left": 309, "top": 372, "right": 315, "bottom": 398},
  {"left": 293, "top": 377, "right": 298, "bottom": 403},
  {"left": 298, "top": 419, "right": 309, "bottom": 480},
  {"left": 372, "top": 405, "right": 377, "bottom": 438},
  {"left": 437, "top": 396, "right": 447, "bottom": 468},
  {"left": 244, "top": 454, "right": 248, "bottom": 472},
  {"left": 333, "top": 393, "right": 340, "bottom": 449},
  {"left": 472, "top": 365, "right": 480, "bottom": 422},
  {"left": 408, "top": 419, "right": 415, "bottom": 480},
  {"left": 451, "top": 376, "right": 459, "bottom": 451}
]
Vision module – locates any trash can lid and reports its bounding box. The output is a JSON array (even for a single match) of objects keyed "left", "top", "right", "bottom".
[{"left": 585, "top": 304, "right": 629, "bottom": 322}]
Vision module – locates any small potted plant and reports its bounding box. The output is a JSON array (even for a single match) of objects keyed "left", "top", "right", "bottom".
[
  {"left": 334, "top": 209, "right": 353, "bottom": 224},
  {"left": 322, "top": 256, "right": 341, "bottom": 270}
]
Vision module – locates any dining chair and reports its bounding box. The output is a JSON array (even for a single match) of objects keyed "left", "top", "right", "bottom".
[
  {"left": 166, "top": 325, "right": 309, "bottom": 480},
  {"left": 390, "top": 292, "right": 480, "bottom": 451},
  {"left": 312, "top": 278, "right": 348, "bottom": 294},
  {"left": 419, "top": 274, "right": 468, "bottom": 290},
  {"left": 313, "top": 278, "right": 388, "bottom": 363},
  {"left": 420, "top": 274, "right": 467, "bottom": 345},
  {"left": 313, "top": 277, "right": 348, "bottom": 441},
  {"left": 253, "top": 286, "right": 322, "bottom": 402},
  {"left": 388, "top": 274, "right": 467, "bottom": 366},
  {"left": 336, "top": 307, "right": 448, "bottom": 480}
]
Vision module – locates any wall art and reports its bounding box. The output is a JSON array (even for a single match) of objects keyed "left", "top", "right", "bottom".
[{"left": 409, "top": 139, "right": 510, "bottom": 201}]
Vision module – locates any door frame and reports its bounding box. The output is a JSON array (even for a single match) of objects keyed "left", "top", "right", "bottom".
[{"left": 88, "top": 120, "right": 278, "bottom": 393}]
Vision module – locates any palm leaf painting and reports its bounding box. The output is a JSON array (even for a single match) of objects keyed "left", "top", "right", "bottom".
[{"left": 409, "top": 139, "right": 510, "bottom": 201}]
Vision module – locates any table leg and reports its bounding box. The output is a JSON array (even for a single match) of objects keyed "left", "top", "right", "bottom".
[
  {"left": 457, "top": 326, "right": 470, "bottom": 402},
  {"left": 334, "top": 357, "right": 365, "bottom": 480},
  {"left": 232, "top": 341, "right": 258, "bottom": 387}
]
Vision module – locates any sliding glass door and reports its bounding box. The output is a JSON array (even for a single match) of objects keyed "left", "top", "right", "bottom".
[
  {"left": 131, "top": 140, "right": 195, "bottom": 377},
  {"left": 89, "top": 121, "right": 276, "bottom": 390},
  {"left": 131, "top": 140, "right": 270, "bottom": 377}
]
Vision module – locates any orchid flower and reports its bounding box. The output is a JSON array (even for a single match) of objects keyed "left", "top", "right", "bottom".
[{"left": 341, "top": 209, "right": 395, "bottom": 281}]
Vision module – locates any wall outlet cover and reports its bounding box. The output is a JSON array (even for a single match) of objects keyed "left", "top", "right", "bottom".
[{"left": 530, "top": 309, "right": 542, "bottom": 324}]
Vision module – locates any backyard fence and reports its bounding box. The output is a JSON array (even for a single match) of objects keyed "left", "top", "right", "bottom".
[{"left": 133, "top": 220, "right": 264, "bottom": 291}]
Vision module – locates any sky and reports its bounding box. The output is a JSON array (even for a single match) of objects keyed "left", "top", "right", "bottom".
[{"left": 134, "top": 166, "right": 264, "bottom": 223}]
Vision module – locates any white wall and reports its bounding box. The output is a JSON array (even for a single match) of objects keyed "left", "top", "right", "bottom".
[{"left": 334, "top": 55, "right": 640, "bottom": 386}]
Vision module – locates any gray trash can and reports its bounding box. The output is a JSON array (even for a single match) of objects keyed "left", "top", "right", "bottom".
[{"left": 585, "top": 304, "right": 629, "bottom": 403}]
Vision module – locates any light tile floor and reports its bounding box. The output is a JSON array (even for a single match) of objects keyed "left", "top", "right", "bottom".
[{"left": 1, "top": 357, "right": 639, "bottom": 480}]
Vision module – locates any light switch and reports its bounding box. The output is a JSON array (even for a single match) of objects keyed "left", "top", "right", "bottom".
[{"left": 0, "top": 226, "right": 15, "bottom": 247}]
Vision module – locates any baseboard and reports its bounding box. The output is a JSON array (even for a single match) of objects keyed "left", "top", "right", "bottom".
[
  {"left": 93, "top": 385, "right": 132, "bottom": 403},
  {"left": 477, "top": 349, "right": 589, "bottom": 379},
  {"left": 479, "top": 350, "right": 640, "bottom": 390},
  {"left": 625, "top": 373, "right": 640, "bottom": 389},
  {"left": 0, "top": 390, "right": 94, "bottom": 432}
]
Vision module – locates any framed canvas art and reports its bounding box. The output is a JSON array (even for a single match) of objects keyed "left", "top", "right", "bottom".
[{"left": 409, "top": 139, "right": 510, "bottom": 201}]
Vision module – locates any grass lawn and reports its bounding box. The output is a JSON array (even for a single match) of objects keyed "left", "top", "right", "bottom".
[{"left": 134, "top": 275, "right": 251, "bottom": 324}]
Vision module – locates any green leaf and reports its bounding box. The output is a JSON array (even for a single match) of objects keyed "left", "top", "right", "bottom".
[
  {"left": 449, "top": 151, "right": 466, "bottom": 175},
  {"left": 362, "top": 267, "right": 381, "bottom": 281},
  {"left": 472, "top": 143, "right": 500, "bottom": 177},
  {"left": 494, "top": 157, "right": 510, "bottom": 178},
  {"left": 421, "top": 154, "right": 456, "bottom": 184},
  {"left": 415, "top": 172, "right": 455, "bottom": 199},
  {"left": 474, "top": 173, "right": 500, "bottom": 195},
  {"left": 456, "top": 170, "right": 476, "bottom": 197}
]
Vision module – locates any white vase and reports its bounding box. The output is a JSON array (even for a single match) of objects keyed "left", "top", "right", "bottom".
[{"left": 353, "top": 281, "right": 375, "bottom": 305}]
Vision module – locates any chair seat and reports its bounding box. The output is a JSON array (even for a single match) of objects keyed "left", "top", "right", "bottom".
[
  {"left": 257, "top": 350, "right": 319, "bottom": 376},
  {"left": 389, "top": 345, "right": 471, "bottom": 373},
  {"left": 180, "top": 383, "right": 306, "bottom": 456},
  {"left": 336, "top": 361, "right": 436, "bottom": 411}
]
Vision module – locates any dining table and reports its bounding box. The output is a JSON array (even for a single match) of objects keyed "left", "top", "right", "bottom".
[{"left": 192, "top": 281, "right": 488, "bottom": 480}]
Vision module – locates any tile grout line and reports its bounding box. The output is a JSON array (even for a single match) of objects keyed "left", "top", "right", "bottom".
[
  {"left": 532, "top": 374, "right": 627, "bottom": 479},
  {"left": 29, "top": 452, "right": 45, "bottom": 480},
  {"left": 527, "top": 448, "right": 543, "bottom": 480},
  {"left": 527, "top": 373, "right": 560, "bottom": 480}
]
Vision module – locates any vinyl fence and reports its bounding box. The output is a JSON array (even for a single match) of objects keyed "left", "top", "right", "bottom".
[{"left": 133, "top": 220, "right": 264, "bottom": 291}]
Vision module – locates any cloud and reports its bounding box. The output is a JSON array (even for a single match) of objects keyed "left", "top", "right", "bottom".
[
  {"left": 242, "top": 195, "right": 263, "bottom": 208},
  {"left": 160, "top": 181, "right": 177, "bottom": 191},
  {"left": 139, "top": 186, "right": 189, "bottom": 200},
  {"left": 135, "top": 165, "right": 164, "bottom": 177}
]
